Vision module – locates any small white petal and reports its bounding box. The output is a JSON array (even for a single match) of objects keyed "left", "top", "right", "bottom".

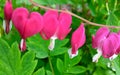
[
  {"left": 48, "top": 36, "right": 57, "bottom": 51},
  {"left": 107, "top": 62, "right": 111, "bottom": 68},
  {"left": 10, "top": 20, "right": 12, "bottom": 30},
  {"left": 3, "top": 20, "right": 6, "bottom": 32},
  {"left": 92, "top": 48, "right": 102, "bottom": 62},
  {"left": 109, "top": 54, "right": 118, "bottom": 61},
  {"left": 20, "top": 39, "right": 24, "bottom": 50},
  {"left": 68, "top": 48, "right": 78, "bottom": 59}
]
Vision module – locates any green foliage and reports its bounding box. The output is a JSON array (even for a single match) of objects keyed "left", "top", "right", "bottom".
[
  {"left": 0, "top": 39, "right": 37, "bottom": 75},
  {"left": 33, "top": 67, "right": 45, "bottom": 75},
  {"left": 0, "top": 0, "right": 120, "bottom": 75}
]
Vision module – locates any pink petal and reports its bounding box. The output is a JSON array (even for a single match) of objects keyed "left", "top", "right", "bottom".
[
  {"left": 102, "top": 33, "right": 119, "bottom": 58},
  {"left": 71, "top": 23, "right": 86, "bottom": 54},
  {"left": 59, "top": 12, "right": 72, "bottom": 28},
  {"left": 12, "top": 7, "right": 43, "bottom": 39},
  {"left": 4, "top": 0, "right": 13, "bottom": 34},
  {"left": 40, "top": 10, "right": 59, "bottom": 39},
  {"left": 23, "top": 12, "right": 43, "bottom": 38},
  {"left": 12, "top": 7, "right": 28, "bottom": 38},
  {"left": 92, "top": 35, "right": 96, "bottom": 48},
  {"left": 115, "top": 32, "right": 120, "bottom": 54},
  {"left": 4, "top": 0, "right": 13, "bottom": 21},
  {"left": 92, "top": 27, "right": 110, "bottom": 48},
  {"left": 57, "top": 25, "right": 72, "bottom": 40},
  {"left": 57, "top": 12, "right": 72, "bottom": 40}
]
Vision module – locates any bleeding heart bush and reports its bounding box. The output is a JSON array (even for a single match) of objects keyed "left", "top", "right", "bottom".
[{"left": 0, "top": 0, "right": 120, "bottom": 75}]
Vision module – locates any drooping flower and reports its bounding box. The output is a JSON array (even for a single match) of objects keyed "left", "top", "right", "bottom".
[
  {"left": 92, "top": 27, "right": 120, "bottom": 62},
  {"left": 68, "top": 23, "right": 86, "bottom": 58},
  {"left": 92, "top": 27, "right": 110, "bottom": 62},
  {"left": 3, "top": 0, "right": 13, "bottom": 34},
  {"left": 12, "top": 7, "right": 43, "bottom": 51},
  {"left": 40, "top": 10, "right": 72, "bottom": 50},
  {"left": 102, "top": 32, "right": 119, "bottom": 60}
]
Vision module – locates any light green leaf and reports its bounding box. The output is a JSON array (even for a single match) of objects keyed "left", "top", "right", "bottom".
[
  {"left": 106, "top": 13, "right": 119, "bottom": 26},
  {"left": 57, "top": 58, "right": 64, "bottom": 73},
  {"left": 33, "top": 67, "right": 45, "bottom": 75},
  {"left": 21, "top": 50, "right": 37, "bottom": 75},
  {"left": 27, "top": 42, "right": 48, "bottom": 59},
  {"left": 67, "top": 66, "right": 87, "bottom": 74},
  {"left": 46, "top": 70, "right": 52, "bottom": 75},
  {"left": 50, "top": 47, "right": 68, "bottom": 56},
  {"left": 112, "top": 56, "right": 120, "bottom": 75},
  {"left": 27, "top": 34, "right": 49, "bottom": 59},
  {"left": 0, "top": 39, "right": 37, "bottom": 75},
  {"left": 64, "top": 50, "right": 82, "bottom": 68}
]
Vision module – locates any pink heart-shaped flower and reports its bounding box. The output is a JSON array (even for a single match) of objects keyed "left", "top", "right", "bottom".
[
  {"left": 12, "top": 7, "right": 43, "bottom": 51},
  {"left": 4, "top": 0, "right": 13, "bottom": 34},
  {"left": 102, "top": 33, "right": 119, "bottom": 58},
  {"left": 12, "top": 7, "right": 43, "bottom": 39},
  {"left": 71, "top": 23, "right": 86, "bottom": 54}
]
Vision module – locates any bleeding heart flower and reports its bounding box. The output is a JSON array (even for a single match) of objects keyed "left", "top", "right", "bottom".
[
  {"left": 3, "top": 0, "right": 13, "bottom": 34},
  {"left": 102, "top": 33, "right": 119, "bottom": 60},
  {"left": 92, "top": 27, "right": 120, "bottom": 62},
  {"left": 12, "top": 7, "right": 43, "bottom": 51},
  {"left": 92, "top": 27, "right": 110, "bottom": 49},
  {"left": 40, "top": 10, "right": 72, "bottom": 50},
  {"left": 92, "top": 27, "right": 110, "bottom": 62},
  {"left": 68, "top": 23, "right": 86, "bottom": 58}
]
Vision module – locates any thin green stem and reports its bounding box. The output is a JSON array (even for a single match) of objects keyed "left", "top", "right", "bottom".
[{"left": 48, "top": 55, "right": 55, "bottom": 75}]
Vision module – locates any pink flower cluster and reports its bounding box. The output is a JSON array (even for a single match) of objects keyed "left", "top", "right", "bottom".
[
  {"left": 3, "top": 0, "right": 86, "bottom": 58},
  {"left": 92, "top": 27, "right": 120, "bottom": 62},
  {"left": 4, "top": 0, "right": 120, "bottom": 61}
]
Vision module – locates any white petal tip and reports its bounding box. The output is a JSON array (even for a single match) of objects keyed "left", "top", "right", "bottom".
[
  {"left": 109, "top": 54, "right": 118, "bottom": 61},
  {"left": 48, "top": 36, "right": 57, "bottom": 51},
  {"left": 92, "top": 55, "right": 99, "bottom": 62},
  {"left": 68, "top": 48, "right": 78, "bottom": 59},
  {"left": 10, "top": 20, "right": 12, "bottom": 30},
  {"left": 3, "top": 20, "right": 6, "bottom": 32},
  {"left": 48, "top": 46, "right": 54, "bottom": 51},
  {"left": 92, "top": 48, "right": 102, "bottom": 62}
]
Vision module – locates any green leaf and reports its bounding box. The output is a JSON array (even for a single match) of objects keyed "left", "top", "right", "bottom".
[
  {"left": 27, "top": 34, "right": 49, "bottom": 59},
  {"left": 50, "top": 39, "right": 69, "bottom": 56},
  {"left": 16, "top": 0, "right": 31, "bottom": 5},
  {"left": 112, "top": 56, "right": 120, "bottom": 75},
  {"left": 27, "top": 42, "right": 48, "bottom": 59},
  {"left": 106, "top": 13, "right": 119, "bottom": 26},
  {"left": 55, "top": 39, "right": 69, "bottom": 48},
  {"left": 108, "top": 0, "right": 117, "bottom": 12},
  {"left": 64, "top": 50, "right": 82, "bottom": 68},
  {"left": 67, "top": 66, "right": 87, "bottom": 74},
  {"left": 34, "top": 0, "right": 48, "bottom": 5},
  {"left": 0, "top": 39, "right": 37, "bottom": 75},
  {"left": 21, "top": 50, "right": 37, "bottom": 75},
  {"left": 27, "top": 34, "right": 69, "bottom": 57},
  {"left": 50, "top": 47, "right": 68, "bottom": 56},
  {"left": 33, "top": 67, "right": 45, "bottom": 75},
  {"left": 87, "top": 0, "right": 96, "bottom": 16},
  {"left": 57, "top": 58, "right": 64, "bottom": 73},
  {"left": 46, "top": 70, "right": 52, "bottom": 75}
]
